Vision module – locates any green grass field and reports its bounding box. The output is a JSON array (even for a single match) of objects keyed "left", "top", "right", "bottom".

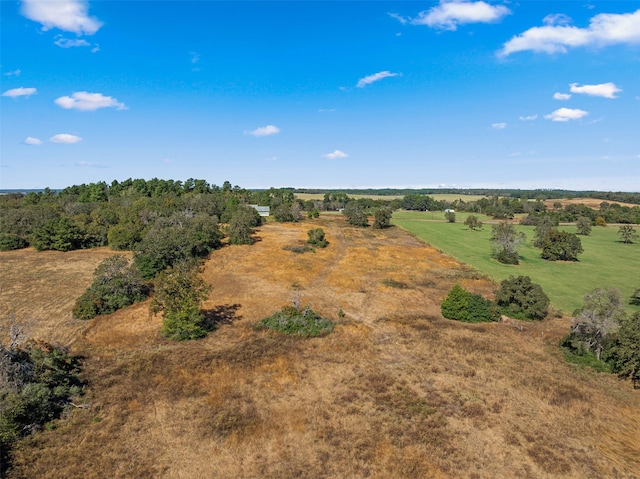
[{"left": 393, "top": 210, "right": 640, "bottom": 315}]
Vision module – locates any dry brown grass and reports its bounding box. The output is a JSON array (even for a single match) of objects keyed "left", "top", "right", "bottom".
[
  {"left": 1, "top": 217, "right": 639, "bottom": 478},
  {"left": 543, "top": 198, "right": 638, "bottom": 210}
]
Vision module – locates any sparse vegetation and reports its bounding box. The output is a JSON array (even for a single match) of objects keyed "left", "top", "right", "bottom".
[
  {"left": 306, "top": 228, "right": 328, "bottom": 248},
  {"left": 257, "top": 304, "right": 334, "bottom": 337}
]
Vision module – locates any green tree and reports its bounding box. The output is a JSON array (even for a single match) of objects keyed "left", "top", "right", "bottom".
[
  {"left": 533, "top": 216, "right": 558, "bottom": 248},
  {"left": 464, "top": 215, "right": 482, "bottom": 230},
  {"left": 227, "top": 205, "right": 261, "bottom": 245},
  {"left": 494, "top": 275, "right": 549, "bottom": 321},
  {"left": 107, "top": 221, "right": 143, "bottom": 250},
  {"left": 151, "top": 262, "right": 212, "bottom": 340},
  {"left": 605, "top": 312, "right": 640, "bottom": 383},
  {"left": 564, "top": 288, "right": 626, "bottom": 360},
  {"left": 72, "top": 255, "right": 149, "bottom": 320},
  {"left": 576, "top": 216, "right": 592, "bottom": 236},
  {"left": 618, "top": 225, "right": 638, "bottom": 244},
  {"left": 444, "top": 210, "right": 456, "bottom": 223},
  {"left": 541, "top": 230, "right": 583, "bottom": 261},
  {"left": 373, "top": 206, "right": 393, "bottom": 229},
  {"left": 343, "top": 202, "right": 368, "bottom": 227},
  {"left": 31, "top": 217, "right": 83, "bottom": 251},
  {"left": 491, "top": 222, "right": 525, "bottom": 265},
  {"left": 441, "top": 284, "right": 498, "bottom": 323},
  {"left": 307, "top": 228, "right": 328, "bottom": 248},
  {"left": 630, "top": 289, "right": 640, "bottom": 306}
]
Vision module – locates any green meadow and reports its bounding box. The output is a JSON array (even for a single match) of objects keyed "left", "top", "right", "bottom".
[{"left": 393, "top": 210, "right": 640, "bottom": 315}]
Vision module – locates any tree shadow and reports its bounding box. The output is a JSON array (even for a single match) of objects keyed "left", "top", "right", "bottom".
[{"left": 202, "top": 304, "right": 242, "bottom": 331}]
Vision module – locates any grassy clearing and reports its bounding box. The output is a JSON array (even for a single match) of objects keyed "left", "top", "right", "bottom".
[
  {"left": 2, "top": 218, "right": 639, "bottom": 478},
  {"left": 393, "top": 210, "right": 640, "bottom": 314}
]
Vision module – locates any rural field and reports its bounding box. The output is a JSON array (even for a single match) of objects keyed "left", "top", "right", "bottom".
[
  {"left": 1, "top": 217, "right": 639, "bottom": 478},
  {"left": 294, "top": 193, "right": 490, "bottom": 203},
  {"left": 393, "top": 211, "right": 640, "bottom": 315}
]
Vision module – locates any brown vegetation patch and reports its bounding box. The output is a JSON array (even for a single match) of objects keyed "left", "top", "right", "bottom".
[{"left": 2, "top": 219, "right": 639, "bottom": 478}]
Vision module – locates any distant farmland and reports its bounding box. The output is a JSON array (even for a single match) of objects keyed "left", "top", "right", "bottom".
[
  {"left": 295, "top": 193, "right": 490, "bottom": 202},
  {"left": 393, "top": 210, "right": 640, "bottom": 314}
]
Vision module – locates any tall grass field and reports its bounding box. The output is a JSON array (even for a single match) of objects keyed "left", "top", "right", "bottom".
[{"left": 393, "top": 210, "right": 640, "bottom": 315}]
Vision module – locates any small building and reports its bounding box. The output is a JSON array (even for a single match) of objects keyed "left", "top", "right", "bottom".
[{"left": 249, "top": 205, "right": 270, "bottom": 217}]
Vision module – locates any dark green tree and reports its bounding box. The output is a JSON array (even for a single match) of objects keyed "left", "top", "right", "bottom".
[
  {"left": 491, "top": 222, "right": 525, "bottom": 265},
  {"left": 227, "top": 205, "right": 261, "bottom": 245},
  {"left": 444, "top": 211, "right": 456, "bottom": 223},
  {"left": 494, "top": 275, "right": 549, "bottom": 321},
  {"left": 343, "top": 202, "right": 368, "bottom": 227},
  {"left": 605, "top": 312, "right": 640, "bottom": 383},
  {"left": 31, "top": 217, "right": 83, "bottom": 251},
  {"left": 441, "top": 284, "right": 498, "bottom": 323},
  {"left": 73, "top": 255, "right": 149, "bottom": 320},
  {"left": 373, "top": 206, "right": 393, "bottom": 229},
  {"left": 151, "top": 262, "right": 212, "bottom": 340},
  {"left": 541, "top": 230, "right": 583, "bottom": 261}
]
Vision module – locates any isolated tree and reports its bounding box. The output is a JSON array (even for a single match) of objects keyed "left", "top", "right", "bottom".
[
  {"left": 618, "top": 225, "right": 638, "bottom": 244},
  {"left": 343, "top": 202, "right": 368, "bottom": 227},
  {"left": 564, "top": 288, "right": 626, "bottom": 360},
  {"left": 605, "top": 312, "right": 640, "bottom": 383},
  {"left": 541, "top": 230, "right": 583, "bottom": 261},
  {"left": 373, "top": 206, "right": 393, "bottom": 229},
  {"left": 151, "top": 262, "right": 212, "bottom": 340},
  {"left": 533, "top": 216, "right": 558, "bottom": 248},
  {"left": 491, "top": 222, "right": 526, "bottom": 265},
  {"left": 464, "top": 215, "right": 482, "bottom": 231},
  {"left": 576, "top": 216, "right": 592, "bottom": 236},
  {"left": 494, "top": 275, "right": 549, "bottom": 321},
  {"left": 227, "top": 205, "right": 261, "bottom": 245},
  {"left": 595, "top": 216, "right": 607, "bottom": 227},
  {"left": 630, "top": 289, "right": 640, "bottom": 306},
  {"left": 444, "top": 211, "right": 456, "bottom": 223}
]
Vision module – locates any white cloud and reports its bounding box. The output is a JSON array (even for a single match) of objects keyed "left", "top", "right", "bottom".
[
  {"left": 4, "top": 69, "right": 21, "bottom": 77},
  {"left": 190, "top": 51, "right": 200, "bottom": 64},
  {"left": 553, "top": 92, "right": 572, "bottom": 100},
  {"left": 54, "top": 37, "right": 90, "bottom": 48},
  {"left": 388, "top": 12, "right": 408, "bottom": 25},
  {"left": 21, "top": 0, "right": 102, "bottom": 35},
  {"left": 50, "top": 133, "right": 82, "bottom": 143},
  {"left": 54, "top": 91, "right": 127, "bottom": 111},
  {"left": 246, "top": 125, "right": 280, "bottom": 137},
  {"left": 519, "top": 114, "right": 538, "bottom": 121},
  {"left": 491, "top": 122, "right": 507, "bottom": 130},
  {"left": 412, "top": 1, "right": 511, "bottom": 30},
  {"left": 500, "top": 8, "right": 640, "bottom": 56},
  {"left": 323, "top": 150, "right": 348, "bottom": 160},
  {"left": 76, "top": 161, "right": 105, "bottom": 168},
  {"left": 570, "top": 82, "right": 621, "bottom": 98},
  {"left": 24, "top": 137, "right": 42, "bottom": 145},
  {"left": 544, "top": 107, "right": 589, "bottom": 122},
  {"left": 2, "top": 87, "right": 37, "bottom": 98},
  {"left": 357, "top": 71, "right": 401, "bottom": 88},
  {"left": 543, "top": 14, "right": 572, "bottom": 26}
]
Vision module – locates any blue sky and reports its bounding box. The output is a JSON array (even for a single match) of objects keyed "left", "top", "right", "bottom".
[{"left": 1, "top": 0, "right": 639, "bottom": 191}]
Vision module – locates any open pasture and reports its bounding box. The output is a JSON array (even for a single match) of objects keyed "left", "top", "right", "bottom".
[{"left": 393, "top": 210, "right": 640, "bottom": 314}]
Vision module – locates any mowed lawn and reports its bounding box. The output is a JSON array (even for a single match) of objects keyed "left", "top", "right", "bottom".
[{"left": 393, "top": 210, "right": 640, "bottom": 315}]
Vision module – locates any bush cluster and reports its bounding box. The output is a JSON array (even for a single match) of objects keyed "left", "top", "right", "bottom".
[
  {"left": 307, "top": 228, "right": 328, "bottom": 248},
  {"left": 73, "top": 256, "right": 149, "bottom": 320},
  {"left": 1, "top": 339, "right": 83, "bottom": 473},
  {"left": 440, "top": 284, "right": 499, "bottom": 323},
  {"left": 257, "top": 305, "right": 334, "bottom": 337}
]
